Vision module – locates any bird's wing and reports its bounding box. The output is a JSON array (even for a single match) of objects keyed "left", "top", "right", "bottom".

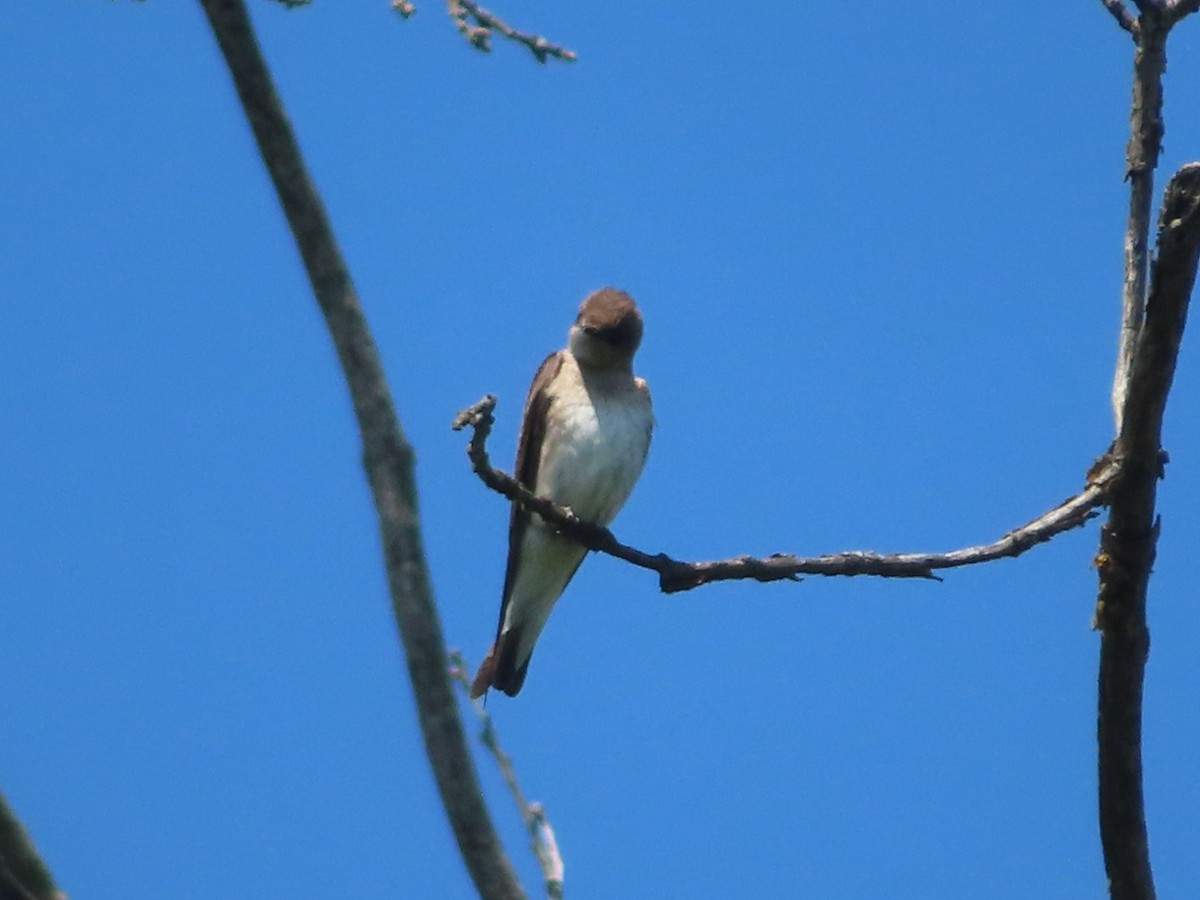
[{"left": 493, "top": 350, "right": 564, "bottom": 641}]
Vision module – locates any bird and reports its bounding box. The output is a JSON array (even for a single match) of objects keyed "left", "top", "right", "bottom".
[{"left": 470, "top": 288, "right": 654, "bottom": 698}]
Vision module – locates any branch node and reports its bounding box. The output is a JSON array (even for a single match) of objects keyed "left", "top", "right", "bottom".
[{"left": 452, "top": 394, "right": 497, "bottom": 432}]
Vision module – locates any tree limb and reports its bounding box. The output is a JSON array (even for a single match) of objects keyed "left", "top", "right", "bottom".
[
  {"left": 1165, "top": 0, "right": 1200, "bottom": 27},
  {"left": 197, "top": 2, "right": 525, "bottom": 897},
  {"left": 449, "top": 652, "right": 565, "bottom": 900},
  {"left": 0, "top": 791, "right": 64, "bottom": 900},
  {"left": 453, "top": 396, "right": 1120, "bottom": 593},
  {"left": 1102, "top": 0, "right": 1139, "bottom": 34},
  {"left": 1095, "top": 163, "right": 1200, "bottom": 900},
  {"left": 1112, "top": 6, "right": 1169, "bottom": 430},
  {"left": 1095, "top": 3, "right": 1200, "bottom": 897},
  {"left": 446, "top": 0, "right": 576, "bottom": 62}
]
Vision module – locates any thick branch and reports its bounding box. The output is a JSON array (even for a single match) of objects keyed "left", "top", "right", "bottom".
[
  {"left": 453, "top": 397, "right": 1118, "bottom": 593},
  {"left": 446, "top": 0, "right": 576, "bottom": 62},
  {"left": 1112, "top": 7, "right": 1169, "bottom": 430},
  {"left": 1096, "top": 163, "right": 1200, "bottom": 900},
  {"left": 0, "top": 791, "right": 63, "bottom": 900},
  {"left": 197, "top": 2, "right": 525, "bottom": 897},
  {"left": 1165, "top": 0, "right": 1200, "bottom": 24}
]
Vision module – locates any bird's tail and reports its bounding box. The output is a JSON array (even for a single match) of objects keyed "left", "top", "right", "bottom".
[{"left": 470, "top": 628, "right": 532, "bottom": 699}]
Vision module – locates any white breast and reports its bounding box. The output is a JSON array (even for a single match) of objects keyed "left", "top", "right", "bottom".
[{"left": 537, "top": 359, "right": 652, "bottom": 527}]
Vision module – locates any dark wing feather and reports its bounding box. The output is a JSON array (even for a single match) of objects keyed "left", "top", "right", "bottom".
[
  {"left": 475, "top": 352, "right": 564, "bottom": 696},
  {"left": 504, "top": 350, "right": 563, "bottom": 600}
]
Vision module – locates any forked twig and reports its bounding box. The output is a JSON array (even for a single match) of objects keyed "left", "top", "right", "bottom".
[{"left": 446, "top": 0, "right": 576, "bottom": 62}]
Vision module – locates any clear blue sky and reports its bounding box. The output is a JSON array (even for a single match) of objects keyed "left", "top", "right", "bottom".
[{"left": 3, "top": 2, "right": 1200, "bottom": 898}]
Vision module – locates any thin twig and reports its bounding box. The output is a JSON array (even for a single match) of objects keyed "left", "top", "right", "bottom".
[
  {"left": 446, "top": 0, "right": 576, "bottom": 62},
  {"left": 1096, "top": 163, "right": 1200, "bottom": 900},
  {"left": 453, "top": 396, "right": 1119, "bottom": 593},
  {"left": 1102, "top": 0, "right": 1139, "bottom": 33},
  {"left": 449, "top": 652, "right": 565, "bottom": 899},
  {"left": 0, "top": 790, "right": 65, "bottom": 900},
  {"left": 197, "top": 2, "right": 525, "bottom": 898}
]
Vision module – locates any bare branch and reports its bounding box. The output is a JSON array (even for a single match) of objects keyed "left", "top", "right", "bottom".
[
  {"left": 1165, "top": 0, "right": 1200, "bottom": 24},
  {"left": 1101, "top": 0, "right": 1139, "bottom": 33},
  {"left": 449, "top": 652, "right": 566, "bottom": 899},
  {"left": 197, "top": 2, "right": 525, "bottom": 897},
  {"left": 1096, "top": 3, "right": 1200, "bottom": 895},
  {"left": 453, "top": 396, "right": 1119, "bottom": 593},
  {"left": 1112, "top": 9, "right": 1170, "bottom": 430},
  {"left": 0, "top": 790, "right": 64, "bottom": 900},
  {"left": 1096, "top": 162, "right": 1200, "bottom": 900},
  {"left": 447, "top": 0, "right": 577, "bottom": 62}
]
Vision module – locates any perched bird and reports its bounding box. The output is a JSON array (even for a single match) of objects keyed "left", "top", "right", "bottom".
[{"left": 471, "top": 288, "right": 654, "bottom": 698}]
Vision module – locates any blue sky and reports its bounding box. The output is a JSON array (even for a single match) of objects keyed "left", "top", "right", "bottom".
[{"left": 3, "top": 2, "right": 1200, "bottom": 897}]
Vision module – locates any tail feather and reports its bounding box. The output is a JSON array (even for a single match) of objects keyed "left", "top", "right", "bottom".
[
  {"left": 469, "top": 648, "right": 496, "bottom": 699},
  {"left": 470, "top": 629, "right": 532, "bottom": 699}
]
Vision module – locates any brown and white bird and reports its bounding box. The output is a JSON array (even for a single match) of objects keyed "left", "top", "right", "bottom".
[{"left": 471, "top": 288, "right": 654, "bottom": 698}]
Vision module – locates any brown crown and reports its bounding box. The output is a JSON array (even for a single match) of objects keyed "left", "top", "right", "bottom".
[{"left": 577, "top": 287, "right": 643, "bottom": 353}]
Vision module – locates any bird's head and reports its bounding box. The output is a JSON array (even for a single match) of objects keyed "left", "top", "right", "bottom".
[{"left": 568, "top": 287, "right": 643, "bottom": 371}]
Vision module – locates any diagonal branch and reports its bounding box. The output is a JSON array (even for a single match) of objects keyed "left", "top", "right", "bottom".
[
  {"left": 1102, "top": 0, "right": 1139, "bottom": 34},
  {"left": 1165, "top": 0, "right": 1200, "bottom": 25},
  {"left": 0, "top": 790, "right": 64, "bottom": 900},
  {"left": 449, "top": 652, "right": 565, "bottom": 900},
  {"left": 453, "top": 396, "right": 1120, "bottom": 593},
  {"left": 197, "top": 2, "right": 525, "bottom": 898},
  {"left": 446, "top": 0, "right": 576, "bottom": 62},
  {"left": 1096, "top": 162, "right": 1200, "bottom": 900}
]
